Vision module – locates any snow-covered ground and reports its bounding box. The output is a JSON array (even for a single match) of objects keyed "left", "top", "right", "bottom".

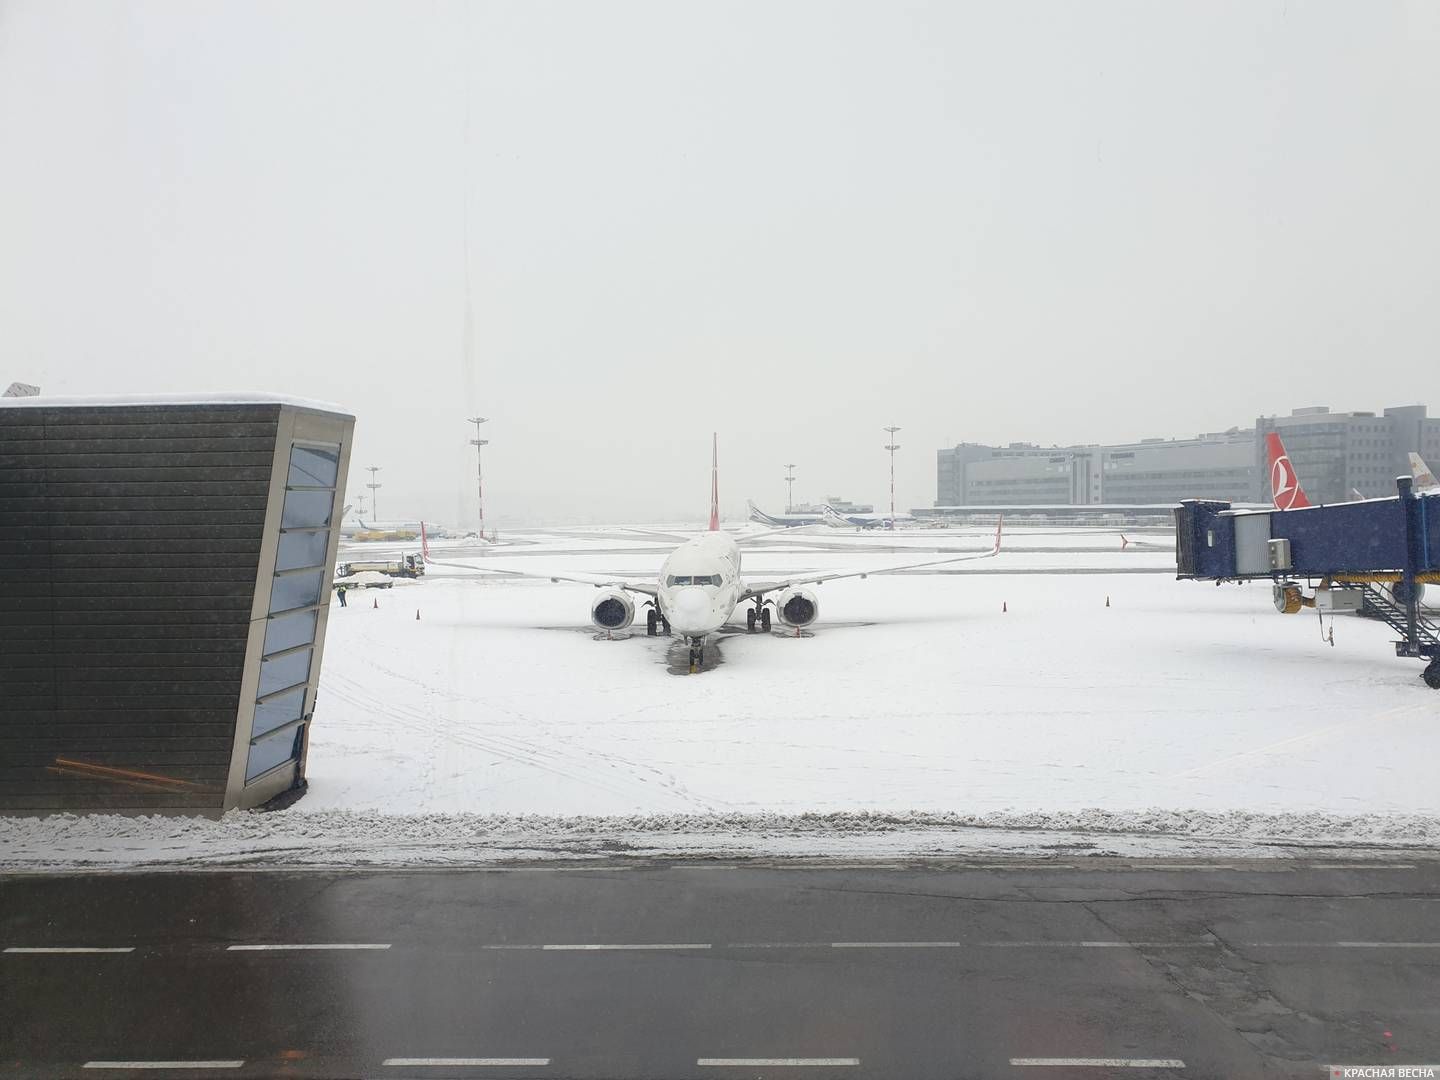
[{"left": 5, "top": 524, "right": 1438, "bottom": 869}]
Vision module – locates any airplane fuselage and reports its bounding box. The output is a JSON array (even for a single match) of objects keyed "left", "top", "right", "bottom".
[{"left": 656, "top": 532, "right": 744, "bottom": 641}]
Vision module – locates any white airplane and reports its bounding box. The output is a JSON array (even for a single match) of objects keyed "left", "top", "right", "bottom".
[
  {"left": 821, "top": 503, "right": 915, "bottom": 530},
  {"left": 422, "top": 435, "right": 1003, "bottom": 670}
]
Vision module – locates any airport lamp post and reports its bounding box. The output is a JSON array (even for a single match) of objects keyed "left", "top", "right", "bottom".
[
  {"left": 468, "top": 416, "right": 489, "bottom": 538},
  {"left": 883, "top": 426, "right": 901, "bottom": 523},
  {"left": 365, "top": 466, "right": 382, "bottom": 522},
  {"left": 784, "top": 463, "right": 797, "bottom": 513}
]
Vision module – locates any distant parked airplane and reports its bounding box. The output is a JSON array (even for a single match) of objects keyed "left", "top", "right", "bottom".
[
  {"left": 821, "top": 503, "right": 915, "bottom": 530},
  {"left": 746, "top": 500, "right": 824, "bottom": 527},
  {"left": 1411, "top": 453, "right": 1439, "bottom": 495}
]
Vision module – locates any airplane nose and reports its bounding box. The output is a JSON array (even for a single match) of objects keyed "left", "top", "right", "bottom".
[{"left": 667, "top": 588, "right": 712, "bottom": 634}]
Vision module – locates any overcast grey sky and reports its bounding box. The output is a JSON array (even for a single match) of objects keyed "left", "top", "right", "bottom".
[{"left": 2, "top": 1, "right": 1437, "bottom": 524}]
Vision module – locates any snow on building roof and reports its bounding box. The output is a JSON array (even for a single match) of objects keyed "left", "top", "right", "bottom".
[{"left": 0, "top": 391, "right": 352, "bottom": 416}]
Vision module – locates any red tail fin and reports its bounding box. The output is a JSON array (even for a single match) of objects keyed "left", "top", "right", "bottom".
[
  {"left": 420, "top": 521, "right": 431, "bottom": 562},
  {"left": 1265, "top": 432, "right": 1311, "bottom": 510},
  {"left": 708, "top": 433, "right": 720, "bottom": 531}
]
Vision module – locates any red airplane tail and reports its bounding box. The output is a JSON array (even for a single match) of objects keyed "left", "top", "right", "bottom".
[
  {"left": 420, "top": 521, "right": 431, "bottom": 562},
  {"left": 708, "top": 433, "right": 720, "bottom": 531},
  {"left": 1265, "top": 432, "right": 1311, "bottom": 510}
]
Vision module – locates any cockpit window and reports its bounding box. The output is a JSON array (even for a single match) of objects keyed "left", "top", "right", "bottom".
[
  {"left": 667, "top": 575, "right": 692, "bottom": 586},
  {"left": 667, "top": 574, "right": 721, "bottom": 587}
]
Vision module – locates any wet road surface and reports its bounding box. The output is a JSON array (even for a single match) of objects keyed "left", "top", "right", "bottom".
[{"left": 3, "top": 861, "right": 1438, "bottom": 1079}]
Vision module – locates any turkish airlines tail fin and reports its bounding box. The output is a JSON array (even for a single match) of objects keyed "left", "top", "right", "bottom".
[
  {"left": 709, "top": 433, "right": 720, "bottom": 531},
  {"left": 1265, "top": 432, "right": 1312, "bottom": 510},
  {"left": 1410, "top": 453, "right": 1439, "bottom": 493}
]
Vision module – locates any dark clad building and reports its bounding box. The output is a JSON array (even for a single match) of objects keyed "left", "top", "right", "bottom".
[{"left": 0, "top": 394, "right": 354, "bottom": 813}]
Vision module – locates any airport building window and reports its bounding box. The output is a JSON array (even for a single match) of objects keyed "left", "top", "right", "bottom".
[
  {"left": 276, "top": 529, "right": 330, "bottom": 572},
  {"left": 259, "top": 649, "right": 312, "bottom": 698},
  {"left": 264, "top": 610, "right": 317, "bottom": 655},
  {"left": 281, "top": 489, "right": 335, "bottom": 529},
  {"left": 288, "top": 443, "right": 341, "bottom": 488},
  {"left": 270, "top": 569, "right": 324, "bottom": 613},
  {"left": 246, "top": 725, "right": 305, "bottom": 783}
]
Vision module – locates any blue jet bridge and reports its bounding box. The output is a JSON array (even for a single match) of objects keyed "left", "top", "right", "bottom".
[{"left": 1175, "top": 477, "right": 1440, "bottom": 688}]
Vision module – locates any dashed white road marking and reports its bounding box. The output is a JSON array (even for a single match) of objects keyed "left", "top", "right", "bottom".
[
  {"left": 830, "top": 941, "right": 962, "bottom": 948},
  {"left": 5, "top": 947, "right": 134, "bottom": 954},
  {"left": 698, "top": 1059, "right": 859, "bottom": 1067},
  {"left": 83, "top": 1062, "right": 244, "bottom": 1070},
  {"left": 382, "top": 1058, "right": 550, "bottom": 1067},
  {"left": 226, "top": 943, "right": 391, "bottom": 951},
  {"left": 1308, "top": 863, "right": 1417, "bottom": 870},
  {"left": 982, "top": 941, "right": 1215, "bottom": 949},
  {"left": 1010, "top": 1059, "right": 1185, "bottom": 1068},
  {"left": 1246, "top": 941, "right": 1440, "bottom": 948},
  {"left": 539, "top": 943, "right": 710, "bottom": 951}
]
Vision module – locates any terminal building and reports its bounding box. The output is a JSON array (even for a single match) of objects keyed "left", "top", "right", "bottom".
[
  {"left": 0, "top": 394, "right": 353, "bottom": 814},
  {"left": 934, "top": 404, "right": 1439, "bottom": 513}
]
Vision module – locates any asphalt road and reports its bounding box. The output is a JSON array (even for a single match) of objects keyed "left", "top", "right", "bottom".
[{"left": 3, "top": 861, "right": 1438, "bottom": 1079}]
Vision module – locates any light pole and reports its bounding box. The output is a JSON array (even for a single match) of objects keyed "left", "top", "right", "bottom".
[
  {"left": 365, "top": 466, "right": 382, "bottom": 522},
  {"left": 784, "top": 463, "right": 797, "bottom": 513},
  {"left": 883, "top": 426, "right": 901, "bottom": 524},
  {"left": 467, "top": 417, "right": 489, "bottom": 538}
]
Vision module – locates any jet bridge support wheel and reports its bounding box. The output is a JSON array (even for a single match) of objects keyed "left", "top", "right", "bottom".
[{"left": 1424, "top": 657, "right": 1440, "bottom": 690}]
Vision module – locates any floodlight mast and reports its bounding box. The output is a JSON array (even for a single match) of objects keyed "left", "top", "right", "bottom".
[
  {"left": 883, "top": 426, "right": 901, "bottom": 524},
  {"left": 784, "top": 463, "right": 797, "bottom": 513},
  {"left": 468, "top": 417, "right": 490, "bottom": 538}
]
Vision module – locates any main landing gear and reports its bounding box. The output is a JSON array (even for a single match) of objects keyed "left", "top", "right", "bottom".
[
  {"left": 645, "top": 608, "right": 671, "bottom": 637},
  {"left": 745, "top": 604, "right": 772, "bottom": 633}
]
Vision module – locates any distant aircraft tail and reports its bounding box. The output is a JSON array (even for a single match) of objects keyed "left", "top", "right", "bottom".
[
  {"left": 1120, "top": 534, "right": 1130, "bottom": 550},
  {"left": 709, "top": 433, "right": 720, "bottom": 531},
  {"left": 1265, "top": 432, "right": 1312, "bottom": 510},
  {"left": 420, "top": 521, "right": 431, "bottom": 563},
  {"left": 820, "top": 505, "right": 851, "bottom": 528},
  {"left": 1411, "top": 452, "right": 1439, "bottom": 493}
]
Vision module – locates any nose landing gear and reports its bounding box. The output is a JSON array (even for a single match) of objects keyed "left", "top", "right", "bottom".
[{"left": 687, "top": 642, "right": 704, "bottom": 671}]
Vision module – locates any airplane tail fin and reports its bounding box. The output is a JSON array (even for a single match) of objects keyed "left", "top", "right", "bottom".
[
  {"left": 709, "top": 433, "right": 720, "bottom": 531},
  {"left": 993, "top": 515, "right": 1004, "bottom": 553},
  {"left": 1410, "top": 452, "right": 1439, "bottom": 492},
  {"left": 1265, "top": 432, "right": 1312, "bottom": 510},
  {"left": 420, "top": 521, "right": 431, "bottom": 563},
  {"left": 1120, "top": 534, "right": 1130, "bottom": 550}
]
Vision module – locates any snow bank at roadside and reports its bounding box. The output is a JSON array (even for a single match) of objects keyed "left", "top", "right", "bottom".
[{"left": 4, "top": 808, "right": 1438, "bottom": 871}]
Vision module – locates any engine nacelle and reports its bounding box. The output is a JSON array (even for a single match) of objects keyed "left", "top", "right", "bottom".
[
  {"left": 1387, "top": 581, "right": 1428, "bottom": 608},
  {"left": 774, "top": 586, "right": 819, "bottom": 628},
  {"left": 590, "top": 588, "right": 635, "bottom": 631}
]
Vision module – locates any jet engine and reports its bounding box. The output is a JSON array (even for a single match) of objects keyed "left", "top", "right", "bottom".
[
  {"left": 590, "top": 588, "right": 635, "bottom": 631},
  {"left": 774, "top": 586, "right": 819, "bottom": 628},
  {"left": 1387, "top": 581, "right": 1428, "bottom": 609}
]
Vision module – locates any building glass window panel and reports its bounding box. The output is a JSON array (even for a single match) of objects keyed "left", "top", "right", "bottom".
[
  {"left": 264, "top": 610, "right": 317, "bottom": 654},
  {"left": 276, "top": 529, "right": 330, "bottom": 572},
  {"left": 270, "top": 569, "right": 324, "bottom": 613},
  {"left": 288, "top": 443, "right": 340, "bottom": 488},
  {"left": 281, "top": 489, "right": 335, "bottom": 529},
  {"left": 246, "top": 724, "right": 304, "bottom": 783},
  {"left": 259, "top": 649, "right": 312, "bottom": 698},
  {"left": 253, "top": 687, "right": 306, "bottom": 739}
]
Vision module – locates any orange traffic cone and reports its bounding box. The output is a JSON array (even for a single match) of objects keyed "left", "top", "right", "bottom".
[
  {"left": 415, "top": 609, "right": 421, "bottom": 621},
  {"left": 1106, "top": 595, "right": 1110, "bottom": 608},
  {"left": 1003, "top": 601, "right": 1007, "bottom": 613},
  {"left": 372, "top": 597, "right": 378, "bottom": 609}
]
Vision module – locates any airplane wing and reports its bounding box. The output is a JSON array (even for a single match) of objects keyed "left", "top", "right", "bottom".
[
  {"left": 419, "top": 526, "right": 658, "bottom": 595},
  {"left": 740, "top": 518, "right": 1003, "bottom": 600}
]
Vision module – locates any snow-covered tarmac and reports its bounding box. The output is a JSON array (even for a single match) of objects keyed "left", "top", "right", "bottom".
[{"left": 5, "top": 525, "right": 1439, "bottom": 868}]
